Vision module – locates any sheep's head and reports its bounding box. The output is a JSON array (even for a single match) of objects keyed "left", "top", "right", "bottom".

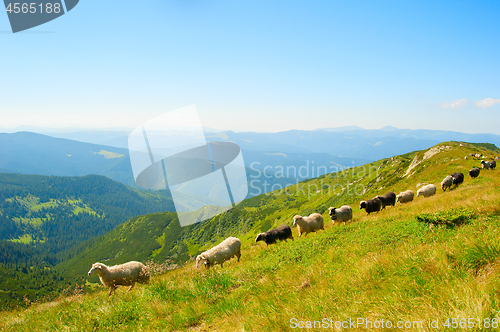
[
  {"left": 328, "top": 207, "right": 337, "bottom": 220},
  {"left": 396, "top": 195, "right": 401, "bottom": 202},
  {"left": 255, "top": 233, "right": 265, "bottom": 243},
  {"left": 293, "top": 215, "right": 302, "bottom": 226},
  {"left": 88, "top": 263, "right": 105, "bottom": 276},
  {"left": 196, "top": 255, "right": 206, "bottom": 269},
  {"left": 359, "top": 201, "right": 366, "bottom": 209}
]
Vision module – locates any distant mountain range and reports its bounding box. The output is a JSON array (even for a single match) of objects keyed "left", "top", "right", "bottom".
[
  {"left": 1, "top": 127, "right": 499, "bottom": 197},
  {"left": 0, "top": 132, "right": 135, "bottom": 186},
  {"left": 9, "top": 125, "right": 498, "bottom": 160},
  {"left": 205, "top": 127, "right": 500, "bottom": 161},
  {"left": 0, "top": 132, "right": 370, "bottom": 196}
]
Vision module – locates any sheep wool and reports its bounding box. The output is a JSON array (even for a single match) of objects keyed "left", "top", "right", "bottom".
[
  {"left": 416, "top": 184, "right": 436, "bottom": 198},
  {"left": 328, "top": 206, "right": 353, "bottom": 225},
  {"left": 255, "top": 225, "right": 293, "bottom": 245},
  {"left": 87, "top": 261, "right": 150, "bottom": 296},
  {"left": 293, "top": 213, "right": 324, "bottom": 237},
  {"left": 196, "top": 237, "right": 241, "bottom": 269},
  {"left": 441, "top": 175, "right": 453, "bottom": 192},
  {"left": 396, "top": 190, "right": 414, "bottom": 204}
]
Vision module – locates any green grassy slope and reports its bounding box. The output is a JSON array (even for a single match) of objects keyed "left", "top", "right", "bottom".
[{"left": 2, "top": 141, "right": 500, "bottom": 331}]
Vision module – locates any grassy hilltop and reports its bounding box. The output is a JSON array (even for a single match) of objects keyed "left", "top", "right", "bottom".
[{"left": 2, "top": 141, "right": 500, "bottom": 331}]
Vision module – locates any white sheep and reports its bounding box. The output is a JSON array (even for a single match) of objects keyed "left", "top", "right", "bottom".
[
  {"left": 416, "top": 184, "right": 436, "bottom": 198},
  {"left": 293, "top": 213, "right": 324, "bottom": 237},
  {"left": 396, "top": 190, "right": 414, "bottom": 204},
  {"left": 440, "top": 175, "right": 453, "bottom": 192},
  {"left": 328, "top": 206, "right": 352, "bottom": 225},
  {"left": 87, "top": 261, "right": 150, "bottom": 296},
  {"left": 196, "top": 237, "right": 241, "bottom": 269}
]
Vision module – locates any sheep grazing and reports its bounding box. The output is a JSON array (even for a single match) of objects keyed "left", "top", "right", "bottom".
[
  {"left": 87, "top": 261, "right": 150, "bottom": 296},
  {"left": 376, "top": 192, "right": 396, "bottom": 210},
  {"left": 328, "top": 205, "right": 353, "bottom": 225},
  {"left": 293, "top": 213, "right": 324, "bottom": 238},
  {"left": 481, "top": 160, "right": 496, "bottom": 170},
  {"left": 440, "top": 175, "right": 453, "bottom": 192},
  {"left": 416, "top": 184, "right": 436, "bottom": 198},
  {"left": 359, "top": 197, "right": 382, "bottom": 215},
  {"left": 196, "top": 237, "right": 241, "bottom": 269},
  {"left": 469, "top": 167, "right": 480, "bottom": 179},
  {"left": 255, "top": 225, "right": 293, "bottom": 245},
  {"left": 396, "top": 190, "right": 414, "bottom": 204},
  {"left": 450, "top": 172, "right": 464, "bottom": 186}
]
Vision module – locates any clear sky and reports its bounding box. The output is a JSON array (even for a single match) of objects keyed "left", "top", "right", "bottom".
[{"left": 1, "top": 0, "right": 499, "bottom": 134}]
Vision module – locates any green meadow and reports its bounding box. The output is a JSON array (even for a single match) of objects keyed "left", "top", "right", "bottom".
[{"left": 2, "top": 141, "right": 500, "bottom": 331}]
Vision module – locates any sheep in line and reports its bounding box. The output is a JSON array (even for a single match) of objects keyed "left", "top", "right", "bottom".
[
  {"left": 376, "top": 191, "right": 396, "bottom": 210},
  {"left": 328, "top": 205, "right": 353, "bottom": 225},
  {"left": 360, "top": 197, "right": 382, "bottom": 215},
  {"left": 396, "top": 190, "right": 414, "bottom": 204},
  {"left": 255, "top": 225, "right": 293, "bottom": 246},
  {"left": 469, "top": 167, "right": 480, "bottom": 178},
  {"left": 441, "top": 175, "right": 453, "bottom": 192},
  {"left": 293, "top": 213, "right": 324, "bottom": 238},
  {"left": 450, "top": 172, "right": 464, "bottom": 186},
  {"left": 481, "top": 160, "right": 490, "bottom": 169},
  {"left": 196, "top": 237, "right": 241, "bottom": 269},
  {"left": 481, "top": 160, "right": 496, "bottom": 170},
  {"left": 87, "top": 261, "right": 150, "bottom": 296},
  {"left": 417, "top": 184, "right": 436, "bottom": 198}
]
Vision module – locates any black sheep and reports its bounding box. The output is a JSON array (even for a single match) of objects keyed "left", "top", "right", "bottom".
[
  {"left": 359, "top": 197, "right": 382, "bottom": 215},
  {"left": 450, "top": 172, "right": 464, "bottom": 186},
  {"left": 469, "top": 167, "right": 480, "bottom": 178},
  {"left": 481, "top": 160, "right": 496, "bottom": 170},
  {"left": 255, "top": 225, "right": 293, "bottom": 246},
  {"left": 376, "top": 191, "right": 396, "bottom": 210}
]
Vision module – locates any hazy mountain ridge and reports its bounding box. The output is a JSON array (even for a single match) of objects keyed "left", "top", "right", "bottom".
[
  {"left": 0, "top": 132, "right": 370, "bottom": 197},
  {"left": 0, "top": 132, "right": 136, "bottom": 186},
  {"left": 26, "top": 126, "right": 500, "bottom": 160}
]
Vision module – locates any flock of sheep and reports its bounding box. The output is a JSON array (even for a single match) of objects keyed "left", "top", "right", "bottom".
[{"left": 87, "top": 153, "right": 497, "bottom": 295}]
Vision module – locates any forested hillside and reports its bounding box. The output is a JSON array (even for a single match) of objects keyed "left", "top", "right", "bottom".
[{"left": 0, "top": 173, "right": 174, "bottom": 309}]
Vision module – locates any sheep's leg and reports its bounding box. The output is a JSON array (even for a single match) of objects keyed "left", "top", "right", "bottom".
[
  {"left": 108, "top": 286, "right": 117, "bottom": 297},
  {"left": 127, "top": 283, "right": 135, "bottom": 292}
]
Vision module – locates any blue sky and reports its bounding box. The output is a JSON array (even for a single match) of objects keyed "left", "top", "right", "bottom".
[{"left": 1, "top": 0, "right": 499, "bottom": 133}]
